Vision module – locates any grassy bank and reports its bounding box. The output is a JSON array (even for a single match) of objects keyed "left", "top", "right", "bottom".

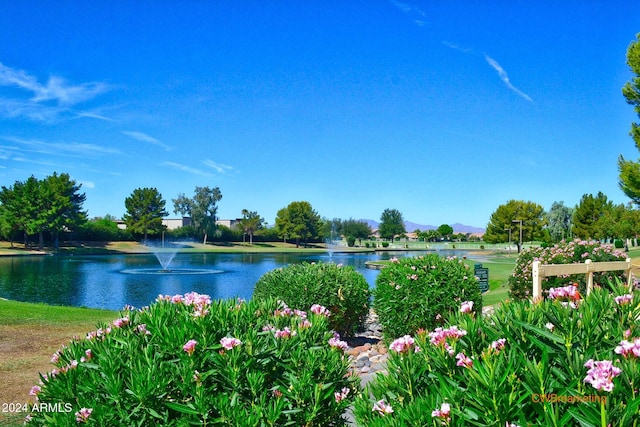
[{"left": 0, "top": 300, "right": 116, "bottom": 426}]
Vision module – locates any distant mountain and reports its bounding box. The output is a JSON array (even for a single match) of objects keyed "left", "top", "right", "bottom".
[{"left": 357, "top": 219, "right": 485, "bottom": 235}]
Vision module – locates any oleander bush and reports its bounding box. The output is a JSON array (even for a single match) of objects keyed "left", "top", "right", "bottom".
[
  {"left": 354, "top": 282, "right": 640, "bottom": 426},
  {"left": 509, "top": 239, "right": 629, "bottom": 300},
  {"left": 253, "top": 262, "right": 370, "bottom": 336},
  {"left": 26, "top": 294, "right": 358, "bottom": 426},
  {"left": 373, "top": 254, "right": 482, "bottom": 340}
]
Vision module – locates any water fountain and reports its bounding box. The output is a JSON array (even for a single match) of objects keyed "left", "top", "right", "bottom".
[
  {"left": 121, "top": 240, "right": 223, "bottom": 275},
  {"left": 325, "top": 224, "right": 340, "bottom": 260}
]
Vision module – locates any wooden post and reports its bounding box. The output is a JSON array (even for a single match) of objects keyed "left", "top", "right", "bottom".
[
  {"left": 532, "top": 260, "right": 542, "bottom": 302},
  {"left": 626, "top": 258, "right": 634, "bottom": 292},
  {"left": 585, "top": 259, "right": 593, "bottom": 295}
]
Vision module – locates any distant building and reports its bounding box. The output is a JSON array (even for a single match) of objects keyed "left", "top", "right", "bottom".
[
  {"left": 163, "top": 217, "right": 192, "bottom": 230},
  {"left": 215, "top": 219, "right": 241, "bottom": 229}
]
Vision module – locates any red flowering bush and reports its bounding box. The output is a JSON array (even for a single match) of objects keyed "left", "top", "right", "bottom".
[
  {"left": 26, "top": 294, "right": 357, "bottom": 426},
  {"left": 509, "top": 239, "right": 628, "bottom": 300},
  {"left": 354, "top": 283, "right": 640, "bottom": 426}
]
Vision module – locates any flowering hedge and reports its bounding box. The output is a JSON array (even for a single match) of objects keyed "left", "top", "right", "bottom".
[
  {"left": 26, "top": 294, "right": 357, "bottom": 426},
  {"left": 354, "top": 282, "right": 640, "bottom": 426},
  {"left": 253, "top": 261, "right": 370, "bottom": 336},
  {"left": 373, "top": 254, "right": 482, "bottom": 339},
  {"left": 509, "top": 239, "right": 629, "bottom": 300}
]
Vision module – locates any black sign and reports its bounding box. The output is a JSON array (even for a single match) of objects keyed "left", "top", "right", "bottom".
[{"left": 474, "top": 263, "right": 489, "bottom": 293}]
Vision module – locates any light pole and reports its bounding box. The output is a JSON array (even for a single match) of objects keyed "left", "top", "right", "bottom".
[{"left": 512, "top": 220, "right": 523, "bottom": 253}]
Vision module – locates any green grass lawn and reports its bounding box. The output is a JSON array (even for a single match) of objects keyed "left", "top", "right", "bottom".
[{"left": 0, "top": 299, "right": 117, "bottom": 426}]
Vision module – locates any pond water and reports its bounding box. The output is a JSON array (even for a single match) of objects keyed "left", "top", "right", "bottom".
[{"left": 0, "top": 250, "right": 476, "bottom": 311}]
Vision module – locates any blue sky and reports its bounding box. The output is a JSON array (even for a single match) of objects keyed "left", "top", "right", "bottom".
[{"left": 1, "top": 1, "right": 639, "bottom": 228}]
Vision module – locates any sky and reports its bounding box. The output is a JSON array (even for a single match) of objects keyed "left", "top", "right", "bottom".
[{"left": 1, "top": 1, "right": 640, "bottom": 229}]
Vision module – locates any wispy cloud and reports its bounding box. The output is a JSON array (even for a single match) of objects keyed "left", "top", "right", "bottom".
[
  {"left": 75, "top": 111, "right": 117, "bottom": 122},
  {"left": 442, "top": 41, "right": 472, "bottom": 53},
  {"left": 203, "top": 159, "right": 233, "bottom": 174},
  {"left": 0, "top": 62, "right": 112, "bottom": 122},
  {"left": 484, "top": 54, "right": 533, "bottom": 102},
  {"left": 2, "top": 136, "right": 120, "bottom": 158},
  {"left": 0, "top": 62, "right": 110, "bottom": 105},
  {"left": 161, "top": 161, "right": 214, "bottom": 177},
  {"left": 390, "top": 0, "right": 427, "bottom": 26},
  {"left": 121, "top": 131, "right": 171, "bottom": 150}
]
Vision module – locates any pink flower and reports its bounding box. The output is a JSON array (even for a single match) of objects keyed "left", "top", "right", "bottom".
[
  {"left": 490, "top": 338, "right": 506, "bottom": 352},
  {"left": 389, "top": 335, "right": 420, "bottom": 354},
  {"left": 50, "top": 351, "right": 60, "bottom": 364},
  {"left": 183, "top": 339, "right": 197, "bottom": 356},
  {"left": 624, "top": 329, "right": 632, "bottom": 339},
  {"left": 328, "top": 336, "right": 348, "bottom": 351},
  {"left": 29, "top": 385, "right": 41, "bottom": 396},
  {"left": 455, "top": 352, "right": 473, "bottom": 368},
  {"left": 429, "top": 326, "right": 467, "bottom": 346},
  {"left": 112, "top": 316, "right": 130, "bottom": 328},
  {"left": 614, "top": 294, "right": 633, "bottom": 305},
  {"left": 506, "top": 423, "right": 520, "bottom": 427},
  {"left": 390, "top": 257, "right": 399, "bottom": 263},
  {"left": 545, "top": 322, "right": 555, "bottom": 332},
  {"left": 80, "top": 348, "right": 93, "bottom": 363},
  {"left": 220, "top": 337, "right": 242, "bottom": 350},
  {"left": 431, "top": 402, "right": 451, "bottom": 421},
  {"left": 372, "top": 399, "right": 393, "bottom": 416},
  {"left": 583, "top": 359, "right": 621, "bottom": 392},
  {"left": 614, "top": 338, "right": 640, "bottom": 358},
  {"left": 274, "top": 327, "right": 296, "bottom": 339},
  {"left": 299, "top": 319, "right": 312, "bottom": 329},
  {"left": 136, "top": 324, "right": 151, "bottom": 335},
  {"left": 75, "top": 408, "right": 93, "bottom": 423},
  {"left": 334, "top": 387, "right": 350, "bottom": 403},
  {"left": 460, "top": 300, "right": 474, "bottom": 313},
  {"left": 310, "top": 304, "right": 331, "bottom": 316},
  {"left": 548, "top": 284, "right": 581, "bottom": 301}
]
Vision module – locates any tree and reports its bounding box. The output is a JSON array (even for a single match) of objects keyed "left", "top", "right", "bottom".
[
  {"left": 483, "top": 200, "right": 547, "bottom": 253},
  {"left": 619, "top": 33, "right": 640, "bottom": 203},
  {"left": 275, "top": 201, "right": 322, "bottom": 248},
  {"left": 238, "top": 209, "right": 265, "bottom": 245},
  {"left": 0, "top": 173, "right": 86, "bottom": 249},
  {"left": 342, "top": 218, "right": 372, "bottom": 246},
  {"left": 572, "top": 192, "right": 612, "bottom": 239},
  {"left": 42, "top": 172, "right": 87, "bottom": 248},
  {"left": 378, "top": 208, "right": 406, "bottom": 242},
  {"left": 546, "top": 201, "right": 573, "bottom": 242},
  {"left": 437, "top": 224, "right": 454, "bottom": 241},
  {"left": 124, "top": 187, "right": 167, "bottom": 242},
  {"left": 172, "top": 186, "right": 222, "bottom": 245}
]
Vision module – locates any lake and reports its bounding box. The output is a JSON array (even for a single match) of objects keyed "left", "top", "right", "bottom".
[{"left": 0, "top": 250, "right": 477, "bottom": 311}]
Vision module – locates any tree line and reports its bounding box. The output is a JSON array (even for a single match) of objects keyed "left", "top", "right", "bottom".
[{"left": 483, "top": 194, "right": 640, "bottom": 253}]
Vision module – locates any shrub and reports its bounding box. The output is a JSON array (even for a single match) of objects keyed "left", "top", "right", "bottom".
[
  {"left": 381, "top": 242, "right": 389, "bottom": 248},
  {"left": 509, "top": 239, "right": 628, "bottom": 300},
  {"left": 615, "top": 239, "right": 625, "bottom": 249},
  {"left": 27, "top": 294, "right": 357, "bottom": 426},
  {"left": 253, "top": 262, "right": 370, "bottom": 336},
  {"left": 354, "top": 283, "right": 640, "bottom": 426},
  {"left": 373, "top": 254, "right": 482, "bottom": 339},
  {"left": 365, "top": 242, "right": 371, "bottom": 248},
  {"left": 346, "top": 236, "right": 356, "bottom": 247}
]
